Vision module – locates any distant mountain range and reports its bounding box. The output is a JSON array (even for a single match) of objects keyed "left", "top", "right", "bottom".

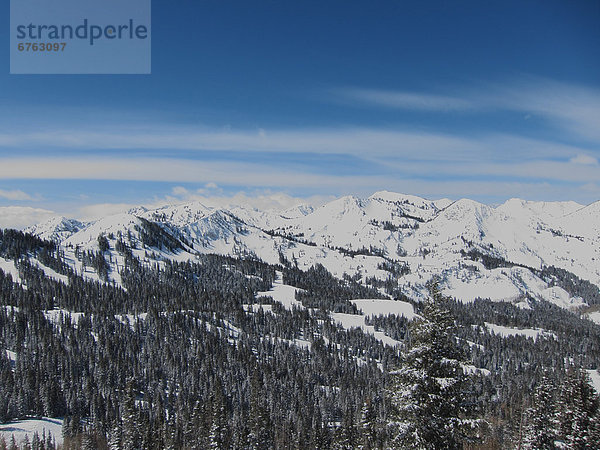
[{"left": 26, "top": 191, "right": 600, "bottom": 317}]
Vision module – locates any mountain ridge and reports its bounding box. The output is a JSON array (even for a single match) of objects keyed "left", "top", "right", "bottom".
[{"left": 25, "top": 191, "right": 600, "bottom": 314}]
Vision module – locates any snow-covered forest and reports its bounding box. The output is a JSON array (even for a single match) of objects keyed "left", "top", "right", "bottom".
[{"left": 1, "top": 193, "right": 600, "bottom": 448}]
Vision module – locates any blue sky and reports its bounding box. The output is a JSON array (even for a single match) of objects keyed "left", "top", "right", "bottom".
[{"left": 0, "top": 0, "right": 599, "bottom": 226}]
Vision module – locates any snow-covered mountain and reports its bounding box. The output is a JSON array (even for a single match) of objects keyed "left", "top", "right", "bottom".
[
  {"left": 26, "top": 192, "right": 600, "bottom": 313},
  {"left": 26, "top": 216, "right": 85, "bottom": 242}
]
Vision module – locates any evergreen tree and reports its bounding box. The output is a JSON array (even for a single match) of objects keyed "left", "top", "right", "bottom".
[
  {"left": 208, "top": 379, "right": 228, "bottom": 449},
  {"left": 388, "top": 284, "right": 482, "bottom": 449},
  {"left": 46, "top": 431, "right": 55, "bottom": 450},
  {"left": 358, "top": 399, "right": 378, "bottom": 450},
  {"left": 208, "top": 420, "right": 221, "bottom": 450},
  {"left": 107, "top": 422, "right": 122, "bottom": 450},
  {"left": 557, "top": 367, "right": 599, "bottom": 449},
  {"left": 81, "top": 432, "right": 95, "bottom": 450},
  {"left": 333, "top": 405, "right": 358, "bottom": 449},
  {"left": 248, "top": 372, "right": 273, "bottom": 450},
  {"left": 122, "top": 379, "right": 140, "bottom": 450},
  {"left": 22, "top": 434, "right": 31, "bottom": 450},
  {"left": 30, "top": 432, "right": 40, "bottom": 450},
  {"left": 522, "top": 373, "right": 558, "bottom": 449}
]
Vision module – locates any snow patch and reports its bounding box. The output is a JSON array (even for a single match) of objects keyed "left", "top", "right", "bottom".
[
  {"left": 256, "top": 271, "right": 304, "bottom": 311},
  {"left": 4, "top": 349, "right": 16, "bottom": 369},
  {"left": 243, "top": 304, "right": 274, "bottom": 314},
  {"left": 462, "top": 363, "right": 491, "bottom": 376},
  {"left": 540, "top": 286, "right": 586, "bottom": 309},
  {"left": 116, "top": 313, "right": 148, "bottom": 328},
  {"left": 484, "top": 322, "right": 555, "bottom": 341},
  {"left": 586, "top": 369, "right": 600, "bottom": 394},
  {"left": 351, "top": 299, "right": 416, "bottom": 320},
  {"left": 331, "top": 313, "right": 401, "bottom": 347},
  {"left": 0, "top": 417, "right": 63, "bottom": 447},
  {"left": 586, "top": 311, "right": 600, "bottom": 325},
  {"left": 31, "top": 258, "right": 69, "bottom": 284},
  {"left": 264, "top": 335, "right": 311, "bottom": 350},
  {"left": 43, "top": 309, "right": 85, "bottom": 326},
  {"left": 0, "top": 257, "right": 21, "bottom": 284}
]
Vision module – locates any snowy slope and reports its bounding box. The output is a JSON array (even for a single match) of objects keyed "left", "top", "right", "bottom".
[
  {"left": 63, "top": 213, "right": 145, "bottom": 250},
  {"left": 587, "top": 311, "right": 600, "bottom": 325},
  {"left": 332, "top": 312, "right": 402, "bottom": 347},
  {"left": 0, "top": 257, "right": 21, "bottom": 284},
  {"left": 256, "top": 271, "right": 304, "bottom": 310},
  {"left": 558, "top": 201, "right": 600, "bottom": 240},
  {"left": 26, "top": 216, "right": 85, "bottom": 242}
]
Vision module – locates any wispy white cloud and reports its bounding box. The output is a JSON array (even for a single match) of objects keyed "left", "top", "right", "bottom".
[
  {"left": 0, "top": 126, "right": 595, "bottom": 167},
  {"left": 581, "top": 183, "right": 600, "bottom": 194},
  {"left": 569, "top": 154, "right": 598, "bottom": 166},
  {"left": 335, "top": 78, "right": 600, "bottom": 143},
  {"left": 0, "top": 77, "right": 597, "bottom": 206},
  {"left": 0, "top": 189, "right": 34, "bottom": 201},
  {"left": 0, "top": 127, "right": 480, "bottom": 160},
  {"left": 0, "top": 156, "right": 597, "bottom": 205},
  {"left": 383, "top": 159, "right": 600, "bottom": 183},
  {"left": 333, "top": 88, "right": 475, "bottom": 111},
  {"left": 486, "top": 78, "right": 600, "bottom": 142},
  {"left": 0, "top": 156, "right": 393, "bottom": 189},
  {"left": 4, "top": 149, "right": 597, "bottom": 185}
]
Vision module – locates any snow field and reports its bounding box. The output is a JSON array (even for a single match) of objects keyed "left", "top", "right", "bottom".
[{"left": 30, "top": 258, "right": 69, "bottom": 284}]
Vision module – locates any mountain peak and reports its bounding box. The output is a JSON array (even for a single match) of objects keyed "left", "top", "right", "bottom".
[{"left": 26, "top": 216, "right": 85, "bottom": 242}]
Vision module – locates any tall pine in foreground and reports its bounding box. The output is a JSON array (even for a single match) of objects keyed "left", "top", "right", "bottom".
[{"left": 388, "top": 283, "right": 483, "bottom": 449}]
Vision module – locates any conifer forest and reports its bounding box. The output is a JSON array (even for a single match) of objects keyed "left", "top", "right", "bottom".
[{"left": 0, "top": 227, "right": 599, "bottom": 449}]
